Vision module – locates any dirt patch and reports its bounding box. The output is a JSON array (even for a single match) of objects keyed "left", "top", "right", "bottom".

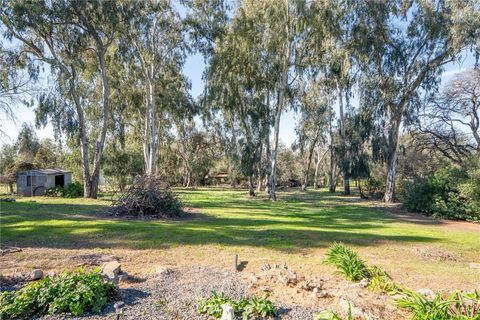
[
  {"left": 247, "top": 262, "right": 405, "bottom": 320},
  {"left": 69, "top": 254, "right": 118, "bottom": 267},
  {"left": 365, "top": 201, "right": 480, "bottom": 233},
  {"left": 412, "top": 247, "right": 460, "bottom": 262}
]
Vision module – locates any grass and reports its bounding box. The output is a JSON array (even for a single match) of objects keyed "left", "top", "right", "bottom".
[{"left": 1, "top": 188, "right": 479, "bottom": 290}]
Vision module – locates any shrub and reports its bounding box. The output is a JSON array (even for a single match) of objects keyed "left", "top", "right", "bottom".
[
  {"left": 45, "top": 181, "right": 84, "bottom": 198},
  {"left": 0, "top": 268, "right": 116, "bottom": 318},
  {"left": 394, "top": 289, "right": 480, "bottom": 320},
  {"left": 198, "top": 291, "right": 276, "bottom": 319},
  {"left": 324, "top": 243, "right": 368, "bottom": 281},
  {"left": 401, "top": 163, "right": 480, "bottom": 221},
  {"left": 110, "top": 175, "right": 183, "bottom": 218}
]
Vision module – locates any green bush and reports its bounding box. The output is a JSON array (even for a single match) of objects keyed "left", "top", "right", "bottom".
[
  {"left": 198, "top": 291, "right": 276, "bottom": 319},
  {"left": 401, "top": 163, "right": 480, "bottom": 221},
  {"left": 45, "top": 181, "right": 84, "bottom": 198},
  {"left": 324, "top": 243, "right": 368, "bottom": 281},
  {"left": 0, "top": 268, "right": 116, "bottom": 318}
]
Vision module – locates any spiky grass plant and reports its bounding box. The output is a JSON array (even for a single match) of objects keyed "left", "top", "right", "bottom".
[
  {"left": 324, "top": 243, "right": 368, "bottom": 281},
  {"left": 393, "top": 289, "right": 480, "bottom": 320}
]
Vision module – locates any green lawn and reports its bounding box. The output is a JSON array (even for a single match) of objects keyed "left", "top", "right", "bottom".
[{"left": 1, "top": 188, "right": 479, "bottom": 290}]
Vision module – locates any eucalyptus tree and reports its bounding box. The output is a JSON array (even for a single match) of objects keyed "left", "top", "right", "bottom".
[
  {"left": 124, "top": 0, "right": 187, "bottom": 176},
  {"left": 15, "top": 122, "right": 40, "bottom": 163},
  {"left": 204, "top": 0, "right": 273, "bottom": 196},
  {"left": 1, "top": 0, "right": 122, "bottom": 198},
  {"left": 0, "top": 41, "right": 38, "bottom": 138},
  {"left": 415, "top": 69, "right": 480, "bottom": 163},
  {"left": 353, "top": 0, "right": 480, "bottom": 202},
  {"left": 295, "top": 80, "right": 329, "bottom": 191},
  {"left": 229, "top": 0, "right": 311, "bottom": 200}
]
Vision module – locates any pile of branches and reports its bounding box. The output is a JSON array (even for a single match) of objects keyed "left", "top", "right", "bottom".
[{"left": 110, "top": 175, "right": 183, "bottom": 218}]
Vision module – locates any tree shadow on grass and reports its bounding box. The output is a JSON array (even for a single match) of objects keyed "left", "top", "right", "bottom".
[{"left": 0, "top": 191, "right": 442, "bottom": 252}]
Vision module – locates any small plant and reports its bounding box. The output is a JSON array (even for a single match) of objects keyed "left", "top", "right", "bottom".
[
  {"left": 324, "top": 243, "right": 368, "bottom": 281},
  {"left": 0, "top": 268, "right": 116, "bottom": 318},
  {"left": 314, "top": 303, "right": 352, "bottom": 320},
  {"left": 198, "top": 291, "right": 232, "bottom": 318},
  {"left": 198, "top": 291, "right": 277, "bottom": 319},
  {"left": 394, "top": 288, "right": 480, "bottom": 320},
  {"left": 242, "top": 295, "right": 276, "bottom": 319},
  {"left": 366, "top": 266, "right": 397, "bottom": 294}
]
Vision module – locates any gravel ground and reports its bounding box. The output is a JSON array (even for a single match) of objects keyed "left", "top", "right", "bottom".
[{"left": 36, "top": 266, "right": 320, "bottom": 320}]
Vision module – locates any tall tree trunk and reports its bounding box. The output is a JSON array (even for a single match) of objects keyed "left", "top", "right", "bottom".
[
  {"left": 314, "top": 147, "right": 327, "bottom": 189},
  {"left": 146, "top": 77, "right": 157, "bottom": 176},
  {"left": 336, "top": 80, "right": 350, "bottom": 195},
  {"left": 329, "top": 150, "right": 336, "bottom": 193},
  {"left": 88, "top": 51, "right": 110, "bottom": 199},
  {"left": 302, "top": 144, "right": 315, "bottom": 192},
  {"left": 344, "top": 174, "right": 350, "bottom": 195},
  {"left": 328, "top": 105, "right": 336, "bottom": 193},
  {"left": 256, "top": 141, "right": 263, "bottom": 192},
  {"left": 70, "top": 74, "right": 93, "bottom": 198},
  {"left": 384, "top": 107, "right": 401, "bottom": 202},
  {"left": 269, "top": 102, "right": 282, "bottom": 201},
  {"left": 248, "top": 175, "right": 256, "bottom": 196}
]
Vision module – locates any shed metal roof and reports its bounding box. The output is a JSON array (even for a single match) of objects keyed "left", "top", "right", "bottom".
[{"left": 18, "top": 169, "right": 72, "bottom": 175}]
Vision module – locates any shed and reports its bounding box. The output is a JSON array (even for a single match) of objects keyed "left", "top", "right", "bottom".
[{"left": 17, "top": 169, "right": 72, "bottom": 196}]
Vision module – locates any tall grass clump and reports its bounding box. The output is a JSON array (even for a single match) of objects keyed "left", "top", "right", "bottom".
[
  {"left": 394, "top": 289, "right": 480, "bottom": 320},
  {"left": 324, "top": 243, "right": 368, "bottom": 281}
]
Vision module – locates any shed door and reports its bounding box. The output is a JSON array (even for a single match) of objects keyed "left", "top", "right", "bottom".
[{"left": 55, "top": 175, "right": 65, "bottom": 187}]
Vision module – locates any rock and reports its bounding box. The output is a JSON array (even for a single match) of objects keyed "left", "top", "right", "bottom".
[
  {"left": 261, "top": 263, "right": 271, "bottom": 272},
  {"left": 101, "top": 260, "right": 121, "bottom": 283},
  {"left": 29, "top": 269, "right": 43, "bottom": 281},
  {"left": 314, "top": 290, "right": 328, "bottom": 298},
  {"left": 250, "top": 272, "right": 258, "bottom": 283},
  {"left": 359, "top": 278, "right": 370, "bottom": 288},
  {"left": 469, "top": 262, "right": 480, "bottom": 270},
  {"left": 114, "top": 301, "right": 125, "bottom": 315},
  {"left": 220, "top": 303, "right": 234, "bottom": 320},
  {"left": 47, "top": 271, "right": 57, "bottom": 278},
  {"left": 339, "top": 298, "right": 373, "bottom": 319},
  {"left": 417, "top": 288, "right": 436, "bottom": 301},
  {"left": 155, "top": 267, "right": 173, "bottom": 276}
]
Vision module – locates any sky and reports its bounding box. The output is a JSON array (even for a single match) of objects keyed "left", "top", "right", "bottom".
[{"left": 0, "top": 50, "right": 476, "bottom": 148}]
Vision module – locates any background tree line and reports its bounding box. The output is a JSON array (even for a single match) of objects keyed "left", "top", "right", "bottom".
[{"left": 0, "top": 0, "right": 479, "bottom": 219}]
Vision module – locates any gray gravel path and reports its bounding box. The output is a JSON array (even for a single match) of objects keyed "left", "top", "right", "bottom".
[{"left": 36, "top": 266, "right": 319, "bottom": 320}]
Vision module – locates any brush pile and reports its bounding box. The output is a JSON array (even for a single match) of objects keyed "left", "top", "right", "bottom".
[{"left": 110, "top": 175, "right": 183, "bottom": 218}]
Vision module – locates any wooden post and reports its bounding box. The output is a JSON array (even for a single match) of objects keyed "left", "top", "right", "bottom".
[{"left": 233, "top": 254, "right": 238, "bottom": 271}]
